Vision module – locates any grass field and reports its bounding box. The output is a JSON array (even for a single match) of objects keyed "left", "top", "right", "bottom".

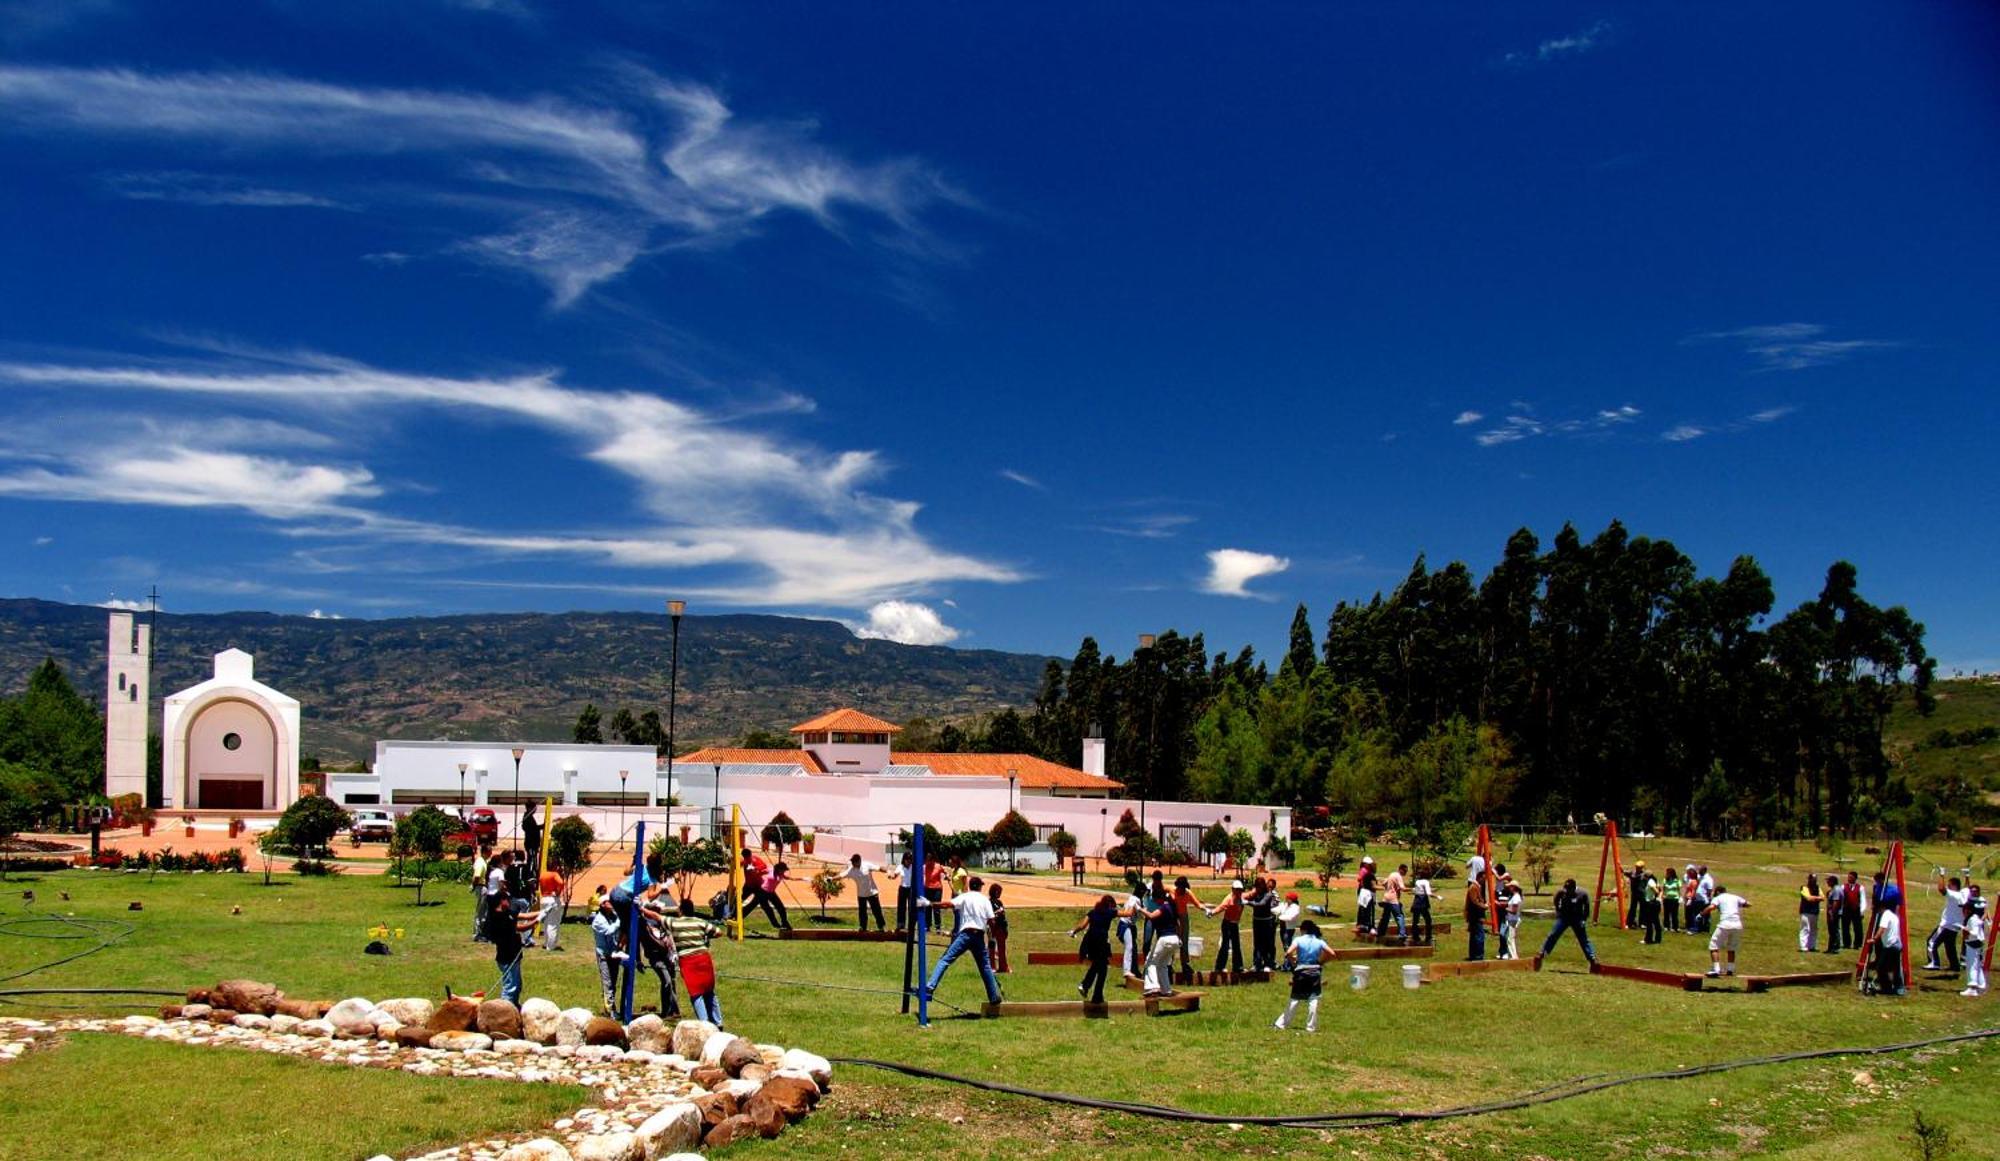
[{"left": 1, "top": 836, "right": 1996, "bottom": 1159}]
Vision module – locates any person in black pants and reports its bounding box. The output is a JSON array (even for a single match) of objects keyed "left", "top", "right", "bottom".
[
  {"left": 520, "top": 807, "right": 543, "bottom": 880},
  {"left": 1640, "top": 871, "right": 1664, "bottom": 944},
  {"left": 1410, "top": 876, "right": 1435, "bottom": 945},
  {"left": 1626, "top": 861, "right": 1647, "bottom": 930},
  {"left": 1070, "top": 895, "right": 1119, "bottom": 1004},
  {"left": 893, "top": 852, "right": 914, "bottom": 931},
  {"left": 1247, "top": 877, "right": 1280, "bottom": 971},
  {"left": 1840, "top": 871, "right": 1865, "bottom": 950},
  {"left": 1537, "top": 879, "right": 1598, "bottom": 965},
  {"left": 1207, "top": 881, "right": 1247, "bottom": 973}
]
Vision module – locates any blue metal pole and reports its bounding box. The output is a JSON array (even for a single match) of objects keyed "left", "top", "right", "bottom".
[
  {"left": 619, "top": 821, "right": 646, "bottom": 1023},
  {"left": 914, "top": 822, "right": 929, "bottom": 1028}
]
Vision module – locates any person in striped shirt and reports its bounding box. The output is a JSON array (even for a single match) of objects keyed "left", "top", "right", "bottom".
[{"left": 669, "top": 896, "right": 725, "bottom": 1028}]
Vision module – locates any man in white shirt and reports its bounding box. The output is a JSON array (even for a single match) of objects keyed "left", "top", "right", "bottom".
[
  {"left": 918, "top": 875, "right": 1003, "bottom": 1005},
  {"left": 1871, "top": 896, "right": 1906, "bottom": 996},
  {"left": 1960, "top": 891, "right": 1986, "bottom": 998},
  {"left": 1701, "top": 884, "right": 1750, "bottom": 977},
  {"left": 1925, "top": 875, "right": 1971, "bottom": 972},
  {"left": 1499, "top": 875, "right": 1524, "bottom": 958},
  {"left": 843, "top": 854, "right": 888, "bottom": 932}
]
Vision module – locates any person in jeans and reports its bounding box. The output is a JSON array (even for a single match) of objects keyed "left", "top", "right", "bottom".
[
  {"left": 919, "top": 875, "right": 1003, "bottom": 1005},
  {"left": 668, "top": 897, "right": 725, "bottom": 1027},
  {"left": 1117, "top": 888, "right": 1143, "bottom": 978},
  {"left": 1207, "top": 881, "right": 1247, "bottom": 973},
  {"left": 1823, "top": 873, "right": 1844, "bottom": 953},
  {"left": 1840, "top": 871, "right": 1865, "bottom": 950},
  {"left": 1662, "top": 866, "right": 1682, "bottom": 933},
  {"left": 1463, "top": 877, "right": 1487, "bottom": 961},
  {"left": 1277, "top": 891, "right": 1302, "bottom": 965},
  {"left": 1247, "top": 877, "right": 1281, "bottom": 971},
  {"left": 1375, "top": 864, "right": 1408, "bottom": 943},
  {"left": 1537, "top": 878, "right": 1597, "bottom": 965},
  {"left": 843, "top": 854, "right": 888, "bottom": 932},
  {"left": 1409, "top": 875, "right": 1435, "bottom": 946},
  {"left": 590, "top": 895, "right": 624, "bottom": 1013},
  {"left": 470, "top": 843, "right": 494, "bottom": 942},
  {"left": 892, "top": 852, "right": 914, "bottom": 931},
  {"left": 1070, "top": 894, "right": 1119, "bottom": 1004},
  {"left": 483, "top": 880, "right": 536, "bottom": 1007},
  {"left": 1638, "top": 869, "right": 1663, "bottom": 946},
  {"left": 1138, "top": 888, "right": 1182, "bottom": 997},
  {"left": 1354, "top": 858, "right": 1378, "bottom": 933},
  {"left": 1172, "top": 877, "right": 1205, "bottom": 973},
  {"left": 1870, "top": 892, "right": 1906, "bottom": 996}
]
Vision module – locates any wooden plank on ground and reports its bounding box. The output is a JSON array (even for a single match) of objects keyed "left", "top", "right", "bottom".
[
  {"left": 1422, "top": 957, "right": 1539, "bottom": 981},
  {"left": 1024, "top": 950, "right": 1083, "bottom": 966},
  {"left": 1740, "top": 970, "right": 1852, "bottom": 993},
  {"left": 1589, "top": 961, "right": 1705, "bottom": 991},
  {"left": 1328, "top": 945, "right": 1434, "bottom": 961},
  {"left": 1349, "top": 924, "right": 1451, "bottom": 942},
  {"left": 980, "top": 992, "right": 1202, "bottom": 1019},
  {"left": 776, "top": 928, "right": 904, "bottom": 942},
  {"left": 1122, "top": 971, "right": 1267, "bottom": 990}
]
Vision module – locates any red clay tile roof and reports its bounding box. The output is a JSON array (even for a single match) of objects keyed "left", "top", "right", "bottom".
[
  {"left": 790, "top": 708, "right": 902, "bottom": 734},
  {"left": 677, "top": 747, "right": 826, "bottom": 774},
  {"left": 899, "top": 752, "right": 1121, "bottom": 791}
]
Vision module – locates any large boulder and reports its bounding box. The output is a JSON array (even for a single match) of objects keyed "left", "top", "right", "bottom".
[
  {"left": 703, "top": 1115, "right": 759, "bottom": 1148},
  {"left": 477, "top": 999, "right": 522, "bottom": 1040},
  {"left": 212, "top": 979, "right": 283, "bottom": 1016},
  {"left": 373, "top": 1021, "right": 403, "bottom": 1043},
  {"left": 376, "top": 998, "right": 435, "bottom": 1028},
  {"left": 626, "top": 1013, "right": 670, "bottom": 1054},
  {"left": 556, "top": 1007, "right": 595, "bottom": 1047},
  {"left": 493, "top": 1038, "right": 540, "bottom": 1056},
  {"left": 207, "top": 1008, "right": 240, "bottom": 1025},
  {"left": 718, "top": 1037, "right": 761, "bottom": 1078},
  {"left": 498, "top": 1140, "right": 573, "bottom": 1161},
  {"left": 268, "top": 1015, "right": 302, "bottom": 1034},
  {"left": 635, "top": 1103, "right": 703, "bottom": 1158},
  {"left": 671, "top": 1019, "right": 718, "bottom": 1059},
  {"left": 689, "top": 1066, "right": 729, "bottom": 1091},
  {"left": 395, "top": 1026, "right": 435, "bottom": 1049},
  {"left": 276, "top": 998, "right": 330, "bottom": 1019},
  {"left": 692, "top": 1092, "right": 737, "bottom": 1129},
  {"left": 778, "top": 1048, "right": 833, "bottom": 1091},
  {"left": 429, "top": 1030, "right": 494, "bottom": 1053},
  {"left": 429, "top": 997, "right": 481, "bottom": 1033},
  {"left": 699, "top": 1030, "right": 739, "bottom": 1067},
  {"left": 232, "top": 1013, "right": 272, "bottom": 1031},
  {"left": 583, "top": 1017, "right": 628, "bottom": 1048},
  {"left": 326, "top": 997, "right": 378, "bottom": 1037},
  {"left": 571, "top": 1132, "right": 640, "bottom": 1161},
  {"left": 521, "top": 998, "right": 562, "bottom": 1044},
  {"left": 742, "top": 1095, "right": 787, "bottom": 1140},
  {"left": 754, "top": 1076, "right": 820, "bottom": 1120},
  {"left": 179, "top": 1004, "right": 213, "bottom": 1021}
]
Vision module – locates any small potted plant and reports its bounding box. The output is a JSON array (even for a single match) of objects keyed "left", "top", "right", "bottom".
[
  {"left": 228, "top": 816, "right": 244, "bottom": 839},
  {"left": 803, "top": 830, "right": 817, "bottom": 856},
  {"left": 181, "top": 813, "right": 197, "bottom": 838},
  {"left": 136, "top": 806, "right": 157, "bottom": 838}
]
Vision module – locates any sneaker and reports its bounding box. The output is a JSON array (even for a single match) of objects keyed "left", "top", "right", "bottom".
[
  {"left": 1923, "top": 962, "right": 1940, "bottom": 971},
  {"left": 1705, "top": 969, "right": 1721, "bottom": 978},
  {"left": 1077, "top": 983, "right": 1087, "bottom": 998},
  {"left": 1273, "top": 1019, "right": 1287, "bottom": 1030},
  {"left": 1961, "top": 988, "right": 1978, "bottom": 997},
  {"left": 1305, "top": 1025, "right": 1317, "bottom": 1033}
]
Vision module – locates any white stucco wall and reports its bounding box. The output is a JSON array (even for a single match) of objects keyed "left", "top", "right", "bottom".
[{"left": 161, "top": 649, "right": 301, "bottom": 811}]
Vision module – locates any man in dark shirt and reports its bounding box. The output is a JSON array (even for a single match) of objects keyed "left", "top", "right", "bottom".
[
  {"left": 1537, "top": 878, "right": 1598, "bottom": 966},
  {"left": 1463, "top": 878, "right": 1487, "bottom": 961},
  {"left": 484, "top": 881, "right": 538, "bottom": 1006},
  {"left": 520, "top": 807, "right": 543, "bottom": 880},
  {"left": 1247, "top": 878, "right": 1281, "bottom": 972}
]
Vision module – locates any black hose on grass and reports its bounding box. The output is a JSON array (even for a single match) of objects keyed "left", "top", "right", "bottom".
[
  {"left": 0, "top": 907, "right": 136, "bottom": 987},
  {"left": 834, "top": 1026, "right": 2000, "bottom": 1129}
]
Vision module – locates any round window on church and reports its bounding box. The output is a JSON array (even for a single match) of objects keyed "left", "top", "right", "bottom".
[{"left": 222, "top": 732, "right": 243, "bottom": 751}]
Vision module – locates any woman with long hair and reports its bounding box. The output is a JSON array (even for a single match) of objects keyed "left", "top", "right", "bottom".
[{"left": 1070, "top": 894, "right": 1119, "bottom": 1004}]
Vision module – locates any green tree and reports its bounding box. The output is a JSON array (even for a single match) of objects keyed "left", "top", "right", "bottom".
[
  {"left": 1199, "top": 821, "right": 1230, "bottom": 863},
  {"left": 1280, "top": 603, "right": 1317, "bottom": 681},
  {"left": 1185, "top": 678, "right": 1265, "bottom": 804},
  {"left": 274, "top": 795, "right": 351, "bottom": 860},
  {"left": 608, "top": 707, "right": 638, "bottom": 744},
  {"left": 737, "top": 727, "right": 793, "bottom": 750},
  {"left": 1047, "top": 828, "right": 1078, "bottom": 863},
  {"left": 1226, "top": 827, "right": 1258, "bottom": 870},
  {"left": 646, "top": 831, "right": 724, "bottom": 902},
  {"left": 760, "top": 810, "right": 802, "bottom": 849},
  {"left": 988, "top": 809, "right": 1035, "bottom": 869},
  {"left": 572, "top": 703, "right": 605, "bottom": 744},
  {"left": 396, "top": 805, "right": 456, "bottom": 861},
  {"left": 0, "top": 657, "right": 104, "bottom": 803}
]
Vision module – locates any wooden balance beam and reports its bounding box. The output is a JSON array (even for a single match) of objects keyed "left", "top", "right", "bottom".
[
  {"left": 1739, "top": 970, "right": 1852, "bottom": 993},
  {"left": 776, "top": 928, "right": 905, "bottom": 943},
  {"left": 981, "top": 992, "right": 1203, "bottom": 1019},
  {"left": 1122, "top": 971, "right": 1268, "bottom": 990},
  {"left": 1025, "top": 950, "right": 1083, "bottom": 967},
  {"left": 1349, "top": 925, "right": 1451, "bottom": 942},
  {"left": 1422, "top": 957, "right": 1539, "bottom": 981},
  {"left": 1589, "top": 961, "right": 1705, "bottom": 991},
  {"left": 1328, "top": 944, "right": 1434, "bottom": 962}
]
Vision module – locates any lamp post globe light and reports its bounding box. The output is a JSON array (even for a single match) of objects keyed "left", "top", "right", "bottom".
[
  {"left": 619, "top": 769, "right": 629, "bottom": 849},
  {"left": 665, "top": 599, "right": 686, "bottom": 828},
  {"left": 511, "top": 747, "right": 525, "bottom": 852},
  {"left": 457, "top": 762, "right": 468, "bottom": 811}
]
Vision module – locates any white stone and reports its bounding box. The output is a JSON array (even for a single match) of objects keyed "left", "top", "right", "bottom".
[
  {"left": 180, "top": 1004, "right": 213, "bottom": 1020},
  {"left": 120, "top": 1015, "right": 163, "bottom": 1028},
  {"left": 625, "top": 1013, "right": 669, "bottom": 1054},
  {"left": 376, "top": 997, "right": 435, "bottom": 1028},
  {"left": 556, "top": 1007, "right": 595, "bottom": 1048},
  {"left": 698, "top": 1030, "right": 740, "bottom": 1067},
  {"left": 716, "top": 1077, "right": 762, "bottom": 1101},
  {"left": 572, "top": 1132, "right": 641, "bottom": 1161},
  {"left": 430, "top": 1030, "right": 494, "bottom": 1053},
  {"left": 669, "top": 1019, "right": 716, "bottom": 1059},
  {"left": 326, "top": 997, "right": 378, "bottom": 1036},
  {"left": 521, "top": 997, "right": 562, "bottom": 1044},
  {"left": 268, "top": 1015, "right": 301, "bottom": 1033},
  {"left": 493, "top": 1038, "right": 540, "bottom": 1056},
  {"left": 298, "top": 1019, "right": 335, "bottom": 1038},
  {"left": 498, "top": 1139, "right": 573, "bottom": 1161},
  {"left": 232, "top": 1014, "right": 271, "bottom": 1030},
  {"left": 778, "top": 1047, "right": 833, "bottom": 1090},
  {"left": 635, "top": 1103, "right": 703, "bottom": 1158}
]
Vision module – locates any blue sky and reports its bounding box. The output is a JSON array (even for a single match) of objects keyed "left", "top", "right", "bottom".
[{"left": 2, "top": 3, "right": 1996, "bottom": 671}]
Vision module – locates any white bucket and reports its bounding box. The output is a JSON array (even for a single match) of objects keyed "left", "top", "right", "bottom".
[
  {"left": 1187, "top": 936, "right": 1205, "bottom": 957},
  {"left": 1402, "top": 964, "right": 1423, "bottom": 989},
  {"left": 1349, "top": 964, "right": 1371, "bottom": 991}
]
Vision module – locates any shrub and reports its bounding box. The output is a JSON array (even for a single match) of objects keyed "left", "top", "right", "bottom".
[
  {"left": 547, "top": 816, "right": 597, "bottom": 883},
  {"left": 1048, "top": 829, "right": 1078, "bottom": 860},
  {"left": 274, "top": 795, "right": 352, "bottom": 859},
  {"left": 291, "top": 859, "right": 340, "bottom": 876},
  {"left": 1106, "top": 832, "right": 1163, "bottom": 868},
  {"left": 216, "top": 847, "right": 246, "bottom": 873},
  {"left": 761, "top": 811, "right": 802, "bottom": 848}
]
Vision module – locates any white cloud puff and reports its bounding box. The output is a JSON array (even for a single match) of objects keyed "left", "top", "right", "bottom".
[
  {"left": 852, "top": 600, "right": 960, "bottom": 646},
  {"left": 1201, "top": 548, "right": 1290, "bottom": 598}
]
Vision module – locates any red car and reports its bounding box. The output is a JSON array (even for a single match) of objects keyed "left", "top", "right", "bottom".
[{"left": 448, "top": 808, "right": 501, "bottom": 849}]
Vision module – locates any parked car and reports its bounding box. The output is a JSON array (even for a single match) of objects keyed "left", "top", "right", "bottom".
[{"left": 351, "top": 809, "right": 395, "bottom": 843}]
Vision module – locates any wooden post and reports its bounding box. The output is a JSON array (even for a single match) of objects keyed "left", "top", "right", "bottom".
[
  {"left": 1476, "top": 824, "right": 1498, "bottom": 938},
  {"left": 1592, "top": 820, "right": 1628, "bottom": 928},
  {"left": 1852, "top": 841, "right": 1912, "bottom": 987}
]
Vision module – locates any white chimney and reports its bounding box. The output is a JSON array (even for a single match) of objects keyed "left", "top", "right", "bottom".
[{"left": 1081, "top": 724, "right": 1107, "bottom": 779}]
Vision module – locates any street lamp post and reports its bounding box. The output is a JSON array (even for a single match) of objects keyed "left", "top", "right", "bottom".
[
  {"left": 713, "top": 762, "right": 722, "bottom": 842},
  {"left": 618, "top": 769, "right": 629, "bottom": 849},
  {"left": 1137, "top": 633, "right": 1156, "bottom": 878},
  {"left": 457, "top": 762, "right": 467, "bottom": 812},
  {"left": 665, "top": 599, "right": 686, "bottom": 822},
  {"left": 511, "top": 747, "right": 525, "bottom": 853}
]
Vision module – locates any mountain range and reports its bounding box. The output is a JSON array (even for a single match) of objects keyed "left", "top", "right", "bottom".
[{"left": 0, "top": 598, "right": 1051, "bottom": 764}]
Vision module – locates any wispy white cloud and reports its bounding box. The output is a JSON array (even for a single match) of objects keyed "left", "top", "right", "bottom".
[
  {"left": 0, "top": 64, "right": 963, "bottom": 306},
  {"left": 107, "top": 170, "right": 354, "bottom": 210},
  {"left": 306, "top": 608, "right": 343, "bottom": 620},
  {"left": 998, "top": 468, "right": 1045, "bottom": 491},
  {"left": 849, "top": 599, "right": 960, "bottom": 646},
  {"left": 0, "top": 349, "right": 1020, "bottom": 608},
  {"left": 1452, "top": 410, "right": 1483, "bottom": 426},
  {"left": 1468, "top": 404, "right": 1639, "bottom": 447},
  {"left": 99, "top": 597, "right": 149, "bottom": 611},
  {"left": 1659, "top": 405, "right": 1801, "bottom": 445},
  {"left": 1747, "top": 405, "right": 1796, "bottom": 423},
  {"left": 32, "top": 535, "right": 52, "bottom": 547},
  {"left": 1662, "top": 424, "right": 1706, "bottom": 443},
  {"left": 1505, "top": 20, "right": 1612, "bottom": 66},
  {"left": 1089, "top": 510, "right": 1196, "bottom": 540},
  {"left": 1201, "top": 548, "right": 1290, "bottom": 599},
  {"left": 1687, "top": 323, "right": 1897, "bottom": 371}
]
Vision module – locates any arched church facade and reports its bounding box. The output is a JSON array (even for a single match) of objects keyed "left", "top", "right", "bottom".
[{"left": 161, "top": 649, "right": 301, "bottom": 811}]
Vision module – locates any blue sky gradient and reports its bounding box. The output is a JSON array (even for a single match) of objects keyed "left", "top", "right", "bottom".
[{"left": 1, "top": 3, "right": 1996, "bottom": 670}]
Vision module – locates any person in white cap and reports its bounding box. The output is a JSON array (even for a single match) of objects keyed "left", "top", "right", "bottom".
[{"left": 1206, "top": 880, "right": 1247, "bottom": 973}]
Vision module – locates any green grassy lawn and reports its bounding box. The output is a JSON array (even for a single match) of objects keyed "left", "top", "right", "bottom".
[
  {"left": 1, "top": 837, "right": 1996, "bottom": 1159},
  {"left": 0, "top": 1031, "right": 586, "bottom": 1161}
]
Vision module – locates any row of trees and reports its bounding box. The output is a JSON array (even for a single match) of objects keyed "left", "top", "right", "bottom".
[
  {"left": 572, "top": 702, "right": 672, "bottom": 754},
  {"left": 991, "top": 522, "right": 1942, "bottom": 842}
]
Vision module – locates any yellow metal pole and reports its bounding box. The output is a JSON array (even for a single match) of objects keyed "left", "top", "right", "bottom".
[
  {"left": 730, "top": 804, "right": 745, "bottom": 942},
  {"left": 537, "top": 797, "right": 554, "bottom": 878}
]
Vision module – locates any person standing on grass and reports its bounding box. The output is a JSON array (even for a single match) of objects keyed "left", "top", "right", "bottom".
[
  {"left": 1354, "top": 857, "right": 1378, "bottom": 933},
  {"left": 1464, "top": 876, "right": 1487, "bottom": 961},
  {"left": 1870, "top": 888, "right": 1906, "bottom": 996},
  {"left": 1639, "top": 868, "right": 1664, "bottom": 946},
  {"left": 1681, "top": 864, "right": 1700, "bottom": 936},
  {"left": 669, "top": 896, "right": 725, "bottom": 1027},
  {"left": 1376, "top": 864, "right": 1408, "bottom": 943},
  {"left": 471, "top": 842, "right": 494, "bottom": 942},
  {"left": 892, "top": 851, "right": 914, "bottom": 931},
  {"left": 1248, "top": 876, "right": 1283, "bottom": 971},
  {"left": 1841, "top": 870, "right": 1866, "bottom": 950},
  {"left": 843, "top": 853, "right": 887, "bottom": 932},
  {"left": 918, "top": 875, "right": 1004, "bottom": 1006},
  {"left": 753, "top": 861, "right": 793, "bottom": 930},
  {"left": 537, "top": 864, "right": 565, "bottom": 952},
  {"left": 736, "top": 847, "right": 771, "bottom": 925},
  {"left": 483, "top": 880, "right": 537, "bottom": 1007},
  {"left": 987, "top": 882, "right": 1012, "bottom": 974},
  {"left": 1278, "top": 891, "right": 1303, "bottom": 964},
  {"left": 1925, "top": 875, "right": 1970, "bottom": 973},
  {"left": 1207, "top": 880, "right": 1247, "bottom": 974},
  {"left": 1662, "top": 865, "right": 1682, "bottom": 933},
  {"left": 1070, "top": 894, "right": 1119, "bottom": 1004},
  {"left": 1138, "top": 886, "right": 1183, "bottom": 997},
  {"left": 1410, "top": 874, "right": 1435, "bottom": 946},
  {"left": 1118, "top": 886, "right": 1144, "bottom": 979},
  {"left": 1537, "top": 878, "right": 1597, "bottom": 965},
  {"left": 1797, "top": 874, "right": 1823, "bottom": 953},
  {"left": 1701, "top": 884, "right": 1750, "bottom": 978},
  {"left": 1172, "top": 877, "right": 1205, "bottom": 973},
  {"left": 1500, "top": 873, "right": 1526, "bottom": 958},
  {"left": 1626, "top": 860, "right": 1647, "bottom": 930},
  {"left": 520, "top": 807, "right": 543, "bottom": 880},
  {"left": 590, "top": 894, "right": 624, "bottom": 1014},
  {"left": 1823, "top": 872, "right": 1845, "bottom": 953},
  {"left": 1959, "top": 891, "right": 1986, "bottom": 998},
  {"left": 1274, "top": 919, "right": 1331, "bottom": 1032}
]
